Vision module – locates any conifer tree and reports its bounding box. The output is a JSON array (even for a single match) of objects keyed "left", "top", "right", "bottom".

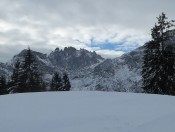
[
  {"left": 0, "top": 75, "right": 7, "bottom": 95},
  {"left": 50, "top": 72, "right": 62, "bottom": 91},
  {"left": 9, "top": 60, "right": 21, "bottom": 93},
  {"left": 62, "top": 73, "right": 71, "bottom": 91},
  {"left": 18, "top": 47, "right": 43, "bottom": 93},
  {"left": 163, "top": 41, "right": 175, "bottom": 95},
  {"left": 142, "top": 12, "right": 175, "bottom": 95}
]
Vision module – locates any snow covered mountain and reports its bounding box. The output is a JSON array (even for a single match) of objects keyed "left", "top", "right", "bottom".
[
  {"left": 71, "top": 47, "right": 144, "bottom": 92},
  {"left": 0, "top": 46, "right": 144, "bottom": 92}
]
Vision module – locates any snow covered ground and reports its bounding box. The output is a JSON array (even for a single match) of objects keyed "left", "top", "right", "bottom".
[{"left": 0, "top": 91, "right": 175, "bottom": 132}]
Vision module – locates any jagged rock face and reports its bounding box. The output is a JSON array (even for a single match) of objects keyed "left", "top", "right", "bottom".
[{"left": 48, "top": 47, "right": 104, "bottom": 71}]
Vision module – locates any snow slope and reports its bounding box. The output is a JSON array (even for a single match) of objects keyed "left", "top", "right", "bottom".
[{"left": 0, "top": 92, "right": 175, "bottom": 132}]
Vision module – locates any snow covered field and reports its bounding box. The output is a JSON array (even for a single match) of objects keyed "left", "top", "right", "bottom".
[{"left": 0, "top": 91, "right": 175, "bottom": 132}]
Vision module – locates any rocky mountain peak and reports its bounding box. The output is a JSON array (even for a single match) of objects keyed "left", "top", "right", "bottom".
[{"left": 48, "top": 47, "right": 104, "bottom": 71}]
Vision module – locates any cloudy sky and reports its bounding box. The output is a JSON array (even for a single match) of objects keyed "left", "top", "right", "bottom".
[{"left": 0, "top": 0, "right": 174, "bottom": 62}]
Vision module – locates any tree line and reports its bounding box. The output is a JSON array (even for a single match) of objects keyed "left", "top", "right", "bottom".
[{"left": 0, "top": 48, "right": 71, "bottom": 95}]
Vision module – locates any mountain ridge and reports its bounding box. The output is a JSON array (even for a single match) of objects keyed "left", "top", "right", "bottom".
[{"left": 0, "top": 46, "right": 143, "bottom": 92}]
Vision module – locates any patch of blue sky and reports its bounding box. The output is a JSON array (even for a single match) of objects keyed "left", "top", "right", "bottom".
[
  {"left": 89, "top": 40, "right": 139, "bottom": 53},
  {"left": 75, "top": 37, "right": 145, "bottom": 53}
]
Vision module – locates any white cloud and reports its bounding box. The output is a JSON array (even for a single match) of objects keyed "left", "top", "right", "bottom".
[{"left": 96, "top": 49, "right": 125, "bottom": 59}]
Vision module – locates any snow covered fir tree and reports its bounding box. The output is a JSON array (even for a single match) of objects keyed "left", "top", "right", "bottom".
[
  {"left": 8, "top": 59, "right": 21, "bottom": 93},
  {"left": 0, "top": 75, "right": 7, "bottom": 95},
  {"left": 62, "top": 73, "right": 71, "bottom": 91},
  {"left": 8, "top": 48, "right": 44, "bottom": 93},
  {"left": 50, "top": 72, "right": 71, "bottom": 91},
  {"left": 50, "top": 72, "right": 62, "bottom": 91},
  {"left": 142, "top": 12, "right": 175, "bottom": 95}
]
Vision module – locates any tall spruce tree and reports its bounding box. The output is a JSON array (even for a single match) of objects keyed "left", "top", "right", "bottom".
[
  {"left": 62, "top": 73, "right": 71, "bottom": 91},
  {"left": 8, "top": 60, "right": 21, "bottom": 93},
  {"left": 142, "top": 12, "right": 175, "bottom": 95},
  {"left": 50, "top": 72, "right": 62, "bottom": 91},
  {"left": 0, "top": 75, "right": 7, "bottom": 95},
  {"left": 17, "top": 47, "right": 43, "bottom": 93}
]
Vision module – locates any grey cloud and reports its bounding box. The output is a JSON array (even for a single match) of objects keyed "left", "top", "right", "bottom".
[
  {"left": 0, "top": 0, "right": 174, "bottom": 62},
  {"left": 2, "top": 0, "right": 174, "bottom": 28}
]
